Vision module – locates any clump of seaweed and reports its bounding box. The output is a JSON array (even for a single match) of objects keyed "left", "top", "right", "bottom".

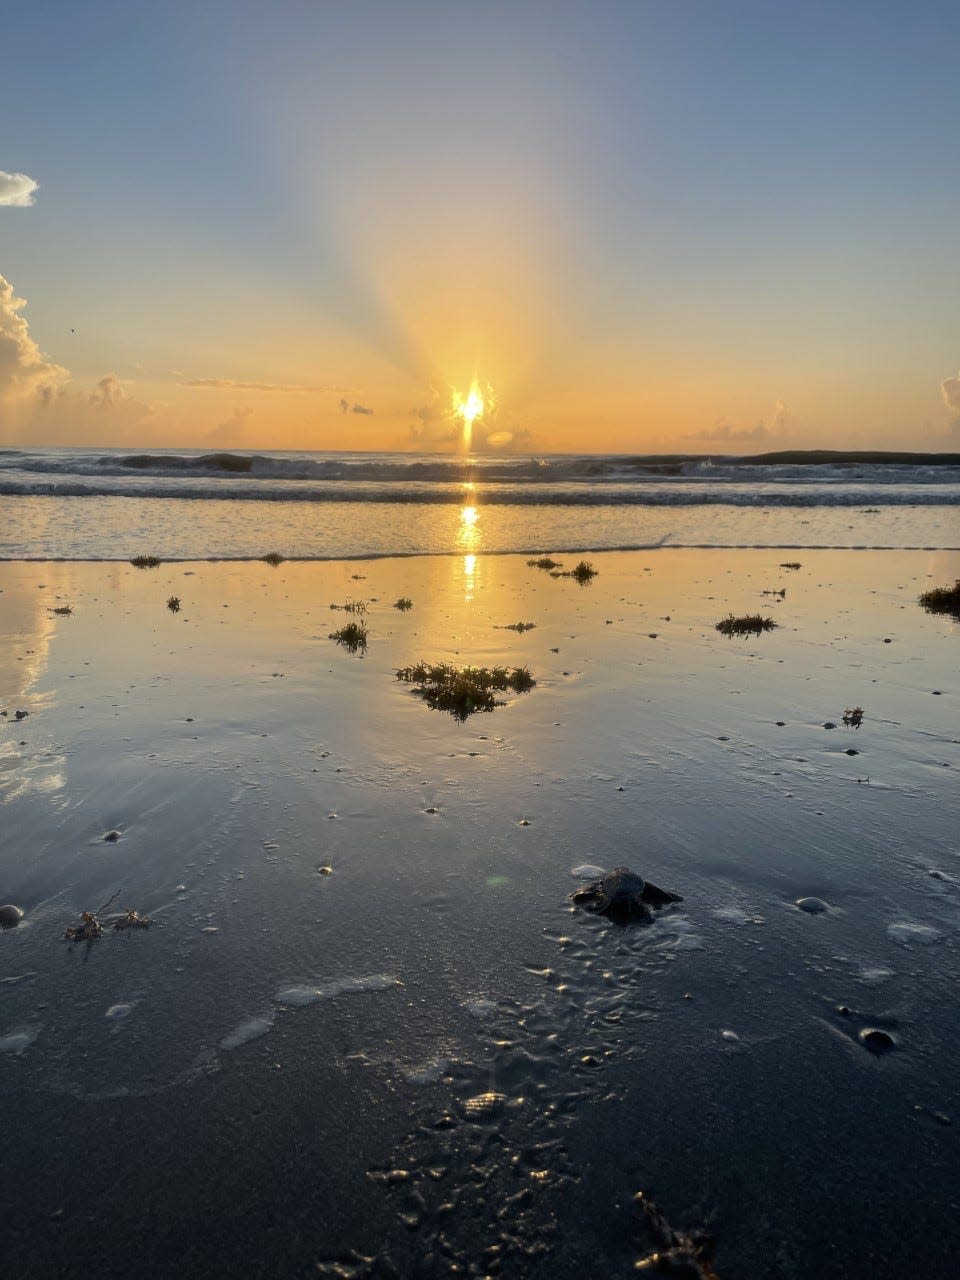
[
  {"left": 550, "top": 559, "right": 598, "bottom": 584},
  {"left": 130, "top": 555, "right": 162, "bottom": 568},
  {"left": 780, "top": 561, "right": 802, "bottom": 570},
  {"left": 262, "top": 552, "right": 285, "bottom": 566},
  {"left": 842, "top": 706, "right": 864, "bottom": 728},
  {"left": 64, "top": 890, "right": 152, "bottom": 942},
  {"left": 760, "top": 588, "right": 786, "bottom": 599},
  {"left": 396, "top": 662, "right": 535, "bottom": 720},
  {"left": 919, "top": 580, "right": 960, "bottom": 619},
  {"left": 330, "top": 599, "right": 367, "bottom": 615},
  {"left": 52, "top": 605, "right": 73, "bottom": 615},
  {"left": 633, "top": 1191, "right": 720, "bottom": 1278},
  {"left": 394, "top": 597, "right": 413, "bottom": 611},
  {"left": 502, "top": 621, "right": 536, "bottom": 632},
  {"left": 716, "top": 614, "right": 777, "bottom": 637},
  {"left": 527, "top": 556, "right": 562, "bottom": 571},
  {"left": 330, "top": 620, "right": 368, "bottom": 653},
  {"left": 167, "top": 596, "right": 181, "bottom": 613}
]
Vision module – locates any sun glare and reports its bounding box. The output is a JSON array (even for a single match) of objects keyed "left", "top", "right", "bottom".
[{"left": 452, "top": 379, "right": 487, "bottom": 450}]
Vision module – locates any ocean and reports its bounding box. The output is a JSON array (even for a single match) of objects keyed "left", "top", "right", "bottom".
[{"left": 1, "top": 446, "right": 959, "bottom": 559}]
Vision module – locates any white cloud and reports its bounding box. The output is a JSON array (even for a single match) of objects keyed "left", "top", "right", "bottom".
[
  {"left": 0, "top": 274, "right": 69, "bottom": 404},
  {"left": 942, "top": 372, "right": 960, "bottom": 415},
  {"left": 0, "top": 274, "right": 174, "bottom": 445},
  {"left": 0, "top": 171, "right": 39, "bottom": 207}
]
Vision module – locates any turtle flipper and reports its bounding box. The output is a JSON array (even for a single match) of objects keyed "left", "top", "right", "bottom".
[{"left": 639, "top": 881, "right": 683, "bottom": 906}]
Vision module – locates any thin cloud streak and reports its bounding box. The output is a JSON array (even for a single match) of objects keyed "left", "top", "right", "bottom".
[{"left": 180, "top": 378, "right": 333, "bottom": 393}]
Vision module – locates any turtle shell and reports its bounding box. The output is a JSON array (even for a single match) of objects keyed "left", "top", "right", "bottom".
[{"left": 571, "top": 866, "right": 682, "bottom": 920}]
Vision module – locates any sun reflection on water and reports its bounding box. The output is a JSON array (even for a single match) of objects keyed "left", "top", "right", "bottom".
[{"left": 456, "top": 504, "right": 482, "bottom": 599}]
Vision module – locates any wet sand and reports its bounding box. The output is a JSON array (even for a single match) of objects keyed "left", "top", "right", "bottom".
[{"left": 1, "top": 548, "right": 959, "bottom": 1277}]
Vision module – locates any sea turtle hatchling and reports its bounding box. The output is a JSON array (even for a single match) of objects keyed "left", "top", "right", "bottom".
[{"left": 571, "top": 866, "right": 682, "bottom": 921}]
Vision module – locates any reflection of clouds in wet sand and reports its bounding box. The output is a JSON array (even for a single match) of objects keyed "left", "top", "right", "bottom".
[{"left": 0, "top": 565, "right": 74, "bottom": 803}]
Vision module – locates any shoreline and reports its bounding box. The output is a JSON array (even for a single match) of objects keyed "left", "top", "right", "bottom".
[{"left": 3, "top": 539, "right": 960, "bottom": 565}]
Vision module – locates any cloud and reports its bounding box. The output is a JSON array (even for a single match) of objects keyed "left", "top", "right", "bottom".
[
  {"left": 942, "top": 373, "right": 960, "bottom": 414},
  {"left": 932, "top": 371, "right": 960, "bottom": 441},
  {"left": 340, "top": 397, "right": 373, "bottom": 415},
  {"left": 686, "top": 400, "right": 795, "bottom": 446},
  {"left": 0, "top": 274, "right": 69, "bottom": 403},
  {"left": 89, "top": 374, "right": 127, "bottom": 409},
  {"left": 689, "top": 419, "right": 771, "bottom": 443},
  {"left": 0, "top": 274, "right": 175, "bottom": 445},
  {"left": 180, "top": 377, "right": 312, "bottom": 393},
  {"left": 204, "top": 406, "right": 254, "bottom": 446},
  {"left": 0, "top": 171, "right": 39, "bottom": 207}
]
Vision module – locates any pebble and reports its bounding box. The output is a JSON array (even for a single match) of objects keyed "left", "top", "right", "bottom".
[
  {"left": 858, "top": 1027, "right": 896, "bottom": 1054},
  {"left": 823, "top": 721, "right": 837, "bottom": 730},
  {"left": 845, "top": 748, "right": 860, "bottom": 756},
  {"left": 721, "top": 1029, "right": 740, "bottom": 1042},
  {"left": 103, "top": 830, "right": 121, "bottom": 842},
  {"left": 0, "top": 904, "right": 24, "bottom": 928},
  {"left": 796, "top": 897, "right": 828, "bottom": 914},
  {"left": 316, "top": 865, "right": 333, "bottom": 876}
]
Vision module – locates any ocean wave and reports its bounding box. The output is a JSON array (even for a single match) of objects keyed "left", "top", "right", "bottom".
[
  {"left": 1, "top": 476, "right": 958, "bottom": 507},
  {"left": 3, "top": 447, "right": 960, "bottom": 489}
]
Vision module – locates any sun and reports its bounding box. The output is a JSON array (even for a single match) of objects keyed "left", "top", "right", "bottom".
[{"left": 452, "top": 379, "right": 487, "bottom": 450}]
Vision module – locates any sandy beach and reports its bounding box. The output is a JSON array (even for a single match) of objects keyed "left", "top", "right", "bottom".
[{"left": 1, "top": 547, "right": 959, "bottom": 1277}]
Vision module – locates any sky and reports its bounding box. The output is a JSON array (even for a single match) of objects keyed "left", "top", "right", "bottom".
[{"left": 2, "top": 0, "right": 960, "bottom": 455}]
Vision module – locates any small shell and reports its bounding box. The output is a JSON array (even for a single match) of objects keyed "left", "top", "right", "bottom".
[{"left": 0, "top": 904, "right": 25, "bottom": 929}]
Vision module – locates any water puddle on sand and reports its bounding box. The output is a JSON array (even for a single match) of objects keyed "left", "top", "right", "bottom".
[{"left": 326, "top": 907, "right": 715, "bottom": 1278}]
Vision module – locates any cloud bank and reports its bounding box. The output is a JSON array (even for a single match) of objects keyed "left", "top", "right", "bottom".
[
  {"left": 204, "top": 405, "right": 255, "bottom": 446},
  {"left": 0, "top": 171, "right": 39, "bottom": 207},
  {"left": 0, "top": 274, "right": 167, "bottom": 444},
  {"left": 687, "top": 400, "right": 792, "bottom": 447},
  {"left": 690, "top": 420, "right": 770, "bottom": 443}
]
